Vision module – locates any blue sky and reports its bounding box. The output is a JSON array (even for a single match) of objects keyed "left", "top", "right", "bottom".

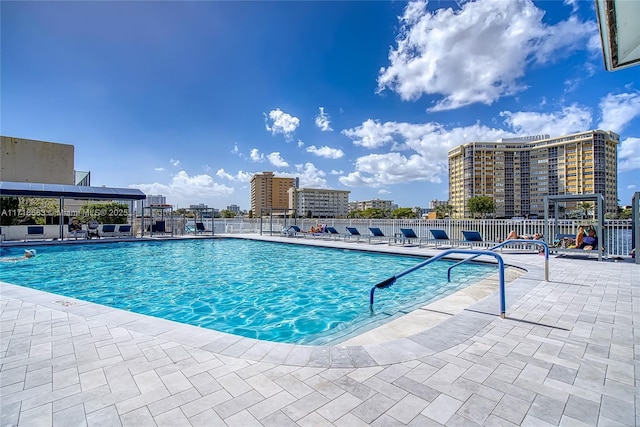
[{"left": 2, "top": 0, "right": 639, "bottom": 211}]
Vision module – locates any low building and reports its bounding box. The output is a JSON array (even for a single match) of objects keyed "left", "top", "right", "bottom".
[
  {"left": 289, "top": 188, "right": 350, "bottom": 218},
  {"left": 348, "top": 198, "right": 395, "bottom": 213}
]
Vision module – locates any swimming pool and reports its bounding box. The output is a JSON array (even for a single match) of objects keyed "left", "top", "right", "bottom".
[{"left": 0, "top": 239, "right": 496, "bottom": 345}]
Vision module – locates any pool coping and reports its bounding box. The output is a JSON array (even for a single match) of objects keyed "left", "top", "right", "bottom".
[{"left": 0, "top": 234, "right": 548, "bottom": 368}]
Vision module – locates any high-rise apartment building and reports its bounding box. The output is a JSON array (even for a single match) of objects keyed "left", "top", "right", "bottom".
[
  {"left": 448, "top": 130, "right": 619, "bottom": 218},
  {"left": 348, "top": 198, "right": 395, "bottom": 213},
  {"left": 250, "top": 171, "right": 297, "bottom": 216},
  {"left": 289, "top": 188, "right": 350, "bottom": 218}
]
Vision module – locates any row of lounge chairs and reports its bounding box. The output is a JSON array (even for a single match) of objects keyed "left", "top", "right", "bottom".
[{"left": 282, "top": 226, "right": 506, "bottom": 248}]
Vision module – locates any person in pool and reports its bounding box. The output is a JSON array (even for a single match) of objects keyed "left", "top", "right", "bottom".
[{"left": 0, "top": 249, "right": 36, "bottom": 262}]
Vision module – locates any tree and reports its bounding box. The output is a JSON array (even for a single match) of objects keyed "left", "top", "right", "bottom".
[
  {"left": 79, "top": 202, "right": 129, "bottom": 224},
  {"left": 434, "top": 204, "right": 456, "bottom": 219},
  {"left": 390, "top": 207, "right": 417, "bottom": 219},
  {"left": 348, "top": 210, "right": 363, "bottom": 219},
  {"left": 577, "top": 202, "right": 593, "bottom": 219},
  {"left": 467, "top": 196, "right": 495, "bottom": 218},
  {"left": 0, "top": 197, "right": 20, "bottom": 225},
  {"left": 220, "top": 210, "right": 236, "bottom": 218}
]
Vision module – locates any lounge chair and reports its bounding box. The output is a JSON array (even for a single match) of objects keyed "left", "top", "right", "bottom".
[
  {"left": 368, "top": 227, "right": 391, "bottom": 244},
  {"left": 461, "top": 230, "right": 493, "bottom": 248},
  {"left": 196, "top": 222, "right": 206, "bottom": 234},
  {"left": 101, "top": 224, "right": 117, "bottom": 238},
  {"left": 282, "top": 225, "right": 303, "bottom": 237},
  {"left": 324, "top": 226, "right": 344, "bottom": 240},
  {"left": 428, "top": 229, "right": 455, "bottom": 248},
  {"left": 345, "top": 227, "right": 364, "bottom": 242},
  {"left": 24, "top": 225, "right": 45, "bottom": 242},
  {"left": 151, "top": 220, "right": 166, "bottom": 235},
  {"left": 398, "top": 228, "right": 429, "bottom": 247},
  {"left": 86, "top": 220, "right": 101, "bottom": 239},
  {"left": 117, "top": 224, "right": 133, "bottom": 238},
  {"left": 68, "top": 223, "right": 87, "bottom": 240}
]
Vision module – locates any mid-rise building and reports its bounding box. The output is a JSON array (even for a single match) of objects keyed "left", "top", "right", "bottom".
[
  {"left": 348, "top": 198, "right": 395, "bottom": 213},
  {"left": 1, "top": 136, "right": 75, "bottom": 184},
  {"left": 136, "top": 195, "right": 166, "bottom": 214},
  {"left": 289, "top": 188, "right": 350, "bottom": 218},
  {"left": 250, "top": 171, "right": 298, "bottom": 216},
  {"left": 448, "top": 130, "right": 619, "bottom": 218}
]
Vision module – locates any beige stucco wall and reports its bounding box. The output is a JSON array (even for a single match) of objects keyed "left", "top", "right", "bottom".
[{"left": 0, "top": 136, "right": 75, "bottom": 184}]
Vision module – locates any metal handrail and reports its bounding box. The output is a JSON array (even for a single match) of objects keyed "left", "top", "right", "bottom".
[
  {"left": 369, "top": 249, "right": 506, "bottom": 318},
  {"left": 447, "top": 239, "right": 549, "bottom": 282}
]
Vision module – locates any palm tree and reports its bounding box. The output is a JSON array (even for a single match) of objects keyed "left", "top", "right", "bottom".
[{"left": 577, "top": 202, "right": 593, "bottom": 219}]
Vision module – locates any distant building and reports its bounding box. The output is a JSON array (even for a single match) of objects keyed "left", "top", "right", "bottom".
[
  {"left": 1, "top": 136, "right": 75, "bottom": 184},
  {"left": 226, "top": 204, "right": 240, "bottom": 214},
  {"left": 289, "top": 188, "right": 350, "bottom": 218},
  {"left": 250, "top": 171, "right": 298, "bottom": 216},
  {"left": 348, "top": 198, "right": 395, "bottom": 213},
  {"left": 448, "top": 130, "right": 619, "bottom": 218},
  {"left": 429, "top": 199, "right": 449, "bottom": 209},
  {"left": 75, "top": 171, "right": 91, "bottom": 186},
  {"left": 136, "top": 195, "right": 166, "bottom": 214}
]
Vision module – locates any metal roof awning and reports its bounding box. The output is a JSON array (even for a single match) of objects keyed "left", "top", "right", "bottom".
[{"left": 0, "top": 181, "right": 147, "bottom": 200}]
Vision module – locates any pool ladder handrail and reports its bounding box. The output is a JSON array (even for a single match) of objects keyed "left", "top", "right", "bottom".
[
  {"left": 447, "top": 239, "right": 549, "bottom": 283},
  {"left": 369, "top": 249, "right": 507, "bottom": 317}
]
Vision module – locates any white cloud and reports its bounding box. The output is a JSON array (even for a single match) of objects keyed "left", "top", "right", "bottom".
[
  {"left": 340, "top": 152, "right": 442, "bottom": 187},
  {"left": 627, "top": 184, "right": 636, "bottom": 190},
  {"left": 330, "top": 169, "right": 344, "bottom": 175},
  {"left": 342, "top": 119, "right": 515, "bottom": 186},
  {"left": 500, "top": 105, "right": 592, "bottom": 136},
  {"left": 276, "top": 163, "right": 327, "bottom": 188},
  {"left": 267, "top": 152, "right": 289, "bottom": 167},
  {"left": 203, "top": 164, "right": 212, "bottom": 172},
  {"left": 598, "top": 92, "right": 640, "bottom": 133},
  {"left": 619, "top": 137, "right": 640, "bottom": 172},
  {"left": 305, "top": 145, "right": 344, "bottom": 159},
  {"left": 250, "top": 148, "right": 264, "bottom": 162},
  {"left": 377, "top": 0, "right": 597, "bottom": 111},
  {"left": 563, "top": 0, "right": 579, "bottom": 13},
  {"left": 170, "top": 159, "right": 180, "bottom": 167},
  {"left": 216, "top": 169, "right": 233, "bottom": 180},
  {"left": 297, "top": 140, "right": 304, "bottom": 148},
  {"left": 378, "top": 189, "right": 391, "bottom": 194},
  {"left": 216, "top": 168, "right": 252, "bottom": 182},
  {"left": 264, "top": 108, "right": 300, "bottom": 140},
  {"left": 154, "top": 167, "right": 165, "bottom": 172},
  {"left": 130, "top": 171, "right": 233, "bottom": 206},
  {"left": 315, "top": 107, "right": 333, "bottom": 131},
  {"left": 231, "top": 143, "right": 239, "bottom": 154}
]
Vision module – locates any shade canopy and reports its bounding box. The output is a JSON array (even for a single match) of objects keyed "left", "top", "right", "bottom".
[{"left": 0, "top": 181, "right": 146, "bottom": 200}]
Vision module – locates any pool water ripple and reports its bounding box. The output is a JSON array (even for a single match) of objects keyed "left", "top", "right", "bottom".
[{"left": 0, "top": 239, "right": 495, "bottom": 344}]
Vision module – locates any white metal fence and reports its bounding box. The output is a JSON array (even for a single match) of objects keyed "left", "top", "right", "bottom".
[{"left": 209, "top": 218, "right": 635, "bottom": 257}]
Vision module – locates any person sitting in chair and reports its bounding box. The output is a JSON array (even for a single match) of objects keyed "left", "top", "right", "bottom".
[
  {"left": 309, "top": 223, "right": 326, "bottom": 233},
  {"left": 580, "top": 228, "right": 598, "bottom": 250},
  {"left": 69, "top": 218, "right": 87, "bottom": 239},
  {"left": 505, "top": 230, "right": 543, "bottom": 241}
]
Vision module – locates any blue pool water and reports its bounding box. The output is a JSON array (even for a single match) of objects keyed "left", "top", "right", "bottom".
[{"left": 0, "top": 239, "right": 495, "bottom": 345}]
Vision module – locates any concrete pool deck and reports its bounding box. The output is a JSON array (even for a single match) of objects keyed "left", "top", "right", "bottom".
[{"left": 1, "top": 234, "right": 638, "bottom": 426}]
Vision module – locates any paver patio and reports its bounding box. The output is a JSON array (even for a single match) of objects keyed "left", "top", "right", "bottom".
[{"left": 1, "top": 235, "right": 638, "bottom": 426}]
